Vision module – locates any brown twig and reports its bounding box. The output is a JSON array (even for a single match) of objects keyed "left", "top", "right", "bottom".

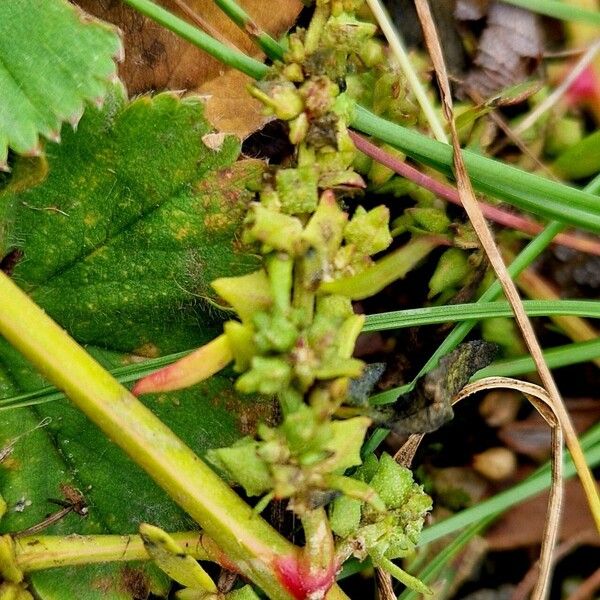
[{"left": 348, "top": 131, "right": 600, "bottom": 256}]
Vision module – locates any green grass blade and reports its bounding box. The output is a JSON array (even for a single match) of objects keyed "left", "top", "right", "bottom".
[
  {"left": 419, "top": 430, "right": 600, "bottom": 545},
  {"left": 3, "top": 317, "right": 600, "bottom": 411},
  {"left": 398, "top": 516, "right": 495, "bottom": 600},
  {"left": 475, "top": 338, "right": 600, "bottom": 379},
  {"left": 214, "top": 0, "right": 285, "bottom": 61},
  {"left": 350, "top": 104, "right": 600, "bottom": 234},
  {"left": 501, "top": 0, "right": 600, "bottom": 25},
  {"left": 363, "top": 299, "right": 600, "bottom": 332}
]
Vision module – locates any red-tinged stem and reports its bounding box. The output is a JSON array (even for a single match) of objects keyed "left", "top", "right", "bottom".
[
  {"left": 349, "top": 131, "right": 600, "bottom": 256},
  {"left": 273, "top": 509, "right": 338, "bottom": 600}
]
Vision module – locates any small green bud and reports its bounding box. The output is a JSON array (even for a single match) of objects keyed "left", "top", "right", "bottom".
[
  {"left": 367, "top": 145, "right": 405, "bottom": 186},
  {"left": 428, "top": 248, "right": 470, "bottom": 298},
  {"left": 282, "top": 62, "right": 305, "bottom": 83},
  {"left": 330, "top": 495, "right": 363, "bottom": 537},
  {"left": 345, "top": 205, "right": 392, "bottom": 255},
  {"left": 302, "top": 191, "right": 348, "bottom": 274},
  {"left": 208, "top": 439, "right": 272, "bottom": 497},
  {"left": 236, "top": 356, "right": 292, "bottom": 394},
  {"left": 244, "top": 204, "right": 304, "bottom": 254},
  {"left": 253, "top": 311, "right": 298, "bottom": 353},
  {"left": 285, "top": 33, "right": 305, "bottom": 63},
  {"left": 211, "top": 269, "right": 272, "bottom": 322},
  {"left": 250, "top": 82, "right": 304, "bottom": 121},
  {"left": 314, "top": 356, "right": 364, "bottom": 379},
  {"left": 276, "top": 166, "right": 319, "bottom": 214},
  {"left": 407, "top": 207, "right": 451, "bottom": 233},
  {"left": 368, "top": 453, "right": 413, "bottom": 509},
  {"left": 358, "top": 38, "right": 385, "bottom": 67},
  {"left": 224, "top": 320, "right": 256, "bottom": 372}
]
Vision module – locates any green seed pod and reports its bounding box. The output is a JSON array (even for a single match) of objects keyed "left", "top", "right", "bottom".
[
  {"left": 428, "top": 248, "right": 470, "bottom": 298},
  {"left": 276, "top": 165, "right": 319, "bottom": 214},
  {"left": 244, "top": 204, "right": 304, "bottom": 254},
  {"left": 344, "top": 205, "right": 393, "bottom": 255},
  {"left": 407, "top": 206, "right": 451, "bottom": 233}
]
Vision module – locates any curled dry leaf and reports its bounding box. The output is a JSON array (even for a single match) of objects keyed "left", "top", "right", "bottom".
[{"left": 457, "top": 1, "right": 544, "bottom": 97}]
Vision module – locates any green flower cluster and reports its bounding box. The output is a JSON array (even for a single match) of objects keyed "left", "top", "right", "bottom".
[{"left": 206, "top": 0, "right": 433, "bottom": 592}]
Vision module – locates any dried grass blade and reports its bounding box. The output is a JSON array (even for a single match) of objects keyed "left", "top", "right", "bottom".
[
  {"left": 413, "top": 0, "right": 600, "bottom": 535},
  {"left": 455, "top": 377, "right": 563, "bottom": 600}
]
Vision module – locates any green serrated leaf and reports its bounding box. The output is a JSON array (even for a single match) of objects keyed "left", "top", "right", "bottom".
[
  {"left": 0, "top": 90, "right": 269, "bottom": 599},
  {"left": 1, "top": 87, "right": 261, "bottom": 353},
  {"left": 0, "top": 0, "right": 122, "bottom": 167}
]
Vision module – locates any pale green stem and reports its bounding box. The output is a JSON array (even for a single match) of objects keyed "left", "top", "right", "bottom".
[
  {"left": 14, "top": 532, "right": 208, "bottom": 572},
  {"left": 0, "top": 272, "right": 297, "bottom": 600},
  {"left": 318, "top": 236, "right": 440, "bottom": 299},
  {"left": 365, "top": 0, "right": 448, "bottom": 143},
  {"left": 301, "top": 508, "right": 336, "bottom": 579}
]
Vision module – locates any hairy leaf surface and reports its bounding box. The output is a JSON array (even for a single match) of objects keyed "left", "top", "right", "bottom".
[{"left": 0, "top": 89, "right": 267, "bottom": 599}]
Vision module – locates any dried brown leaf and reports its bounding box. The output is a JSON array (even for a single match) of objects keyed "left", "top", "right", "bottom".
[
  {"left": 461, "top": 2, "right": 543, "bottom": 97},
  {"left": 454, "top": 377, "right": 563, "bottom": 600},
  {"left": 198, "top": 69, "right": 269, "bottom": 139},
  {"left": 76, "top": 0, "right": 302, "bottom": 94}
]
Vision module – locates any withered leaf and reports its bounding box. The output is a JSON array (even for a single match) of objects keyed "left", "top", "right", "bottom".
[
  {"left": 460, "top": 2, "right": 543, "bottom": 98},
  {"left": 374, "top": 340, "right": 498, "bottom": 434},
  {"left": 76, "top": 0, "right": 302, "bottom": 94}
]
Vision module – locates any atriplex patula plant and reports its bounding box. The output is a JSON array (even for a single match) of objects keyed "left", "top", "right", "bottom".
[{"left": 0, "top": 1, "right": 599, "bottom": 599}]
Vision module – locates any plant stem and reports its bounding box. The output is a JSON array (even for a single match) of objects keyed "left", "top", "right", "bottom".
[
  {"left": 475, "top": 337, "right": 600, "bottom": 379},
  {"left": 121, "top": 0, "right": 268, "bottom": 79},
  {"left": 213, "top": 0, "right": 284, "bottom": 61},
  {"left": 350, "top": 104, "right": 600, "bottom": 234},
  {"left": 319, "top": 236, "right": 440, "bottom": 299},
  {"left": 301, "top": 508, "right": 337, "bottom": 587},
  {"left": 349, "top": 131, "right": 600, "bottom": 256},
  {"left": 0, "top": 272, "right": 301, "bottom": 600},
  {"left": 14, "top": 532, "right": 207, "bottom": 571}
]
